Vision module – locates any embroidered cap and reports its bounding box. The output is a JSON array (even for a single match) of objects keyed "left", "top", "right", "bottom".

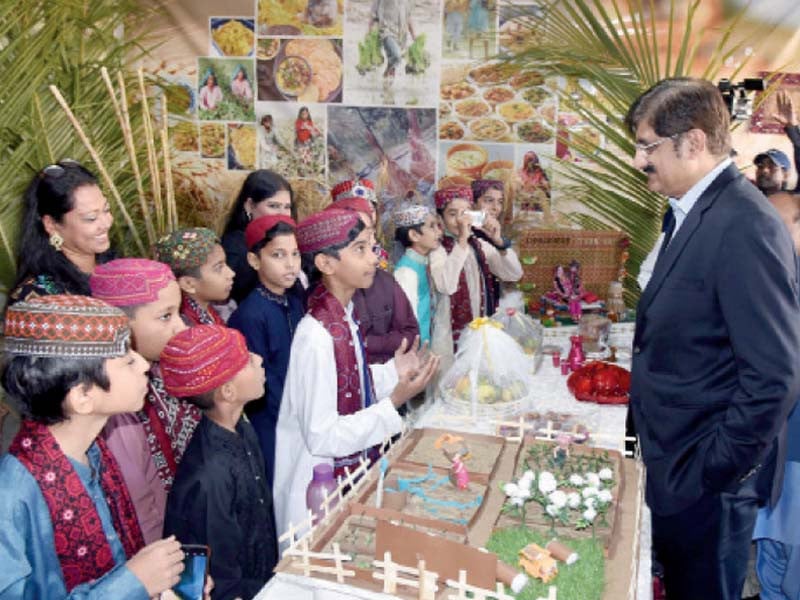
[
  {"left": 245, "top": 214, "right": 296, "bottom": 251},
  {"left": 154, "top": 228, "right": 219, "bottom": 273},
  {"left": 331, "top": 178, "right": 377, "bottom": 205},
  {"left": 90, "top": 258, "right": 175, "bottom": 307},
  {"left": 393, "top": 204, "right": 431, "bottom": 228},
  {"left": 296, "top": 208, "right": 360, "bottom": 255},
  {"left": 160, "top": 325, "right": 250, "bottom": 397},
  {"left": 434, "top": 186, "right": 473, "bottom": 210},
  {"left": 329, "top": 196, "right": 373, "bottom": 215},
  {"left": 3, "top": 295, "right": 130, "bottom": 359},
  {"left": 471, "top": 179, "right": 504, "bottom": 199}
]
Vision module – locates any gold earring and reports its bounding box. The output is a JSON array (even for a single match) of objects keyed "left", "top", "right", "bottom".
[{"left": 49, "top": 232, "right": 64, "bottom": 251}]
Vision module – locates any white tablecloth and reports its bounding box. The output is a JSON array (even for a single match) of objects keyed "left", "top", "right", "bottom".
[{"left": 257, "top": 322, "right": 652, "bottom": 600}]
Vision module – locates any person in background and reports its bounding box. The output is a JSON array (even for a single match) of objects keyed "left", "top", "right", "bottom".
[
  {"left": 370, "top": 0, "right": 416, "bottom": 78},
  {"left": 10, "top": 160, "right": 114, "bottom": 304},
  {"left": 90, "top": 258, "right": 198, "bottom": 544},
  {"left": 754, "top": 91, "right": 800, "bottom": 196},
  {"left": 155, "top": 228, "right": 235, "bottom": 326},
  {"left": 753, "top": 191, "right": 800, "bottom": 600},
  {"left": 229, "top": 65, "right": 252, "bottom": 103},
  {"left": 330, "top": 187, "right": 419, "bottom": 364},
  {"left": 393, "top": 204, "right": 441, "bottom": 347},
  {"left": 258, "top": 115, "right": 280, "bottom": 170},
  {"left": 162, "top": 325, "right": 277, "bottom": 600},
  {"left": 0, "top": 295, "right": 186, "bottom": 599},
  {"left": 429, "top": 186, "right": 522, "bottom": 372},
  {"left": 228, "top": 215, "right": 304, "bottom": 485},
  {"left": 626, "top": 77, "right": 800, "bottom": 600},
  {"left": 198, "top": 70, "right": 223, "bottom": 112},
  {"left": 471, "top": 179, "right": 505, "bottom": 222},
  {"left": 221, "top": 170, "right": 296, "bottom": 303},
  {"left": 273, "top": 209, "right": 439, "bottom": 539}
]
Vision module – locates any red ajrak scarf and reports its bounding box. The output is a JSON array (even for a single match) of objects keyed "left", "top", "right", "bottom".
[
  {"left": 137, "top": 366, "right": 201, "bottom": 490},
  {"left": 441, "top": 235, "right": 498, "bottom": 350},
  {"left": 181, "top": 294, "right": 224, "bottom": 326},
  {"left": 307, "top": 284, "right": 376, "bottom": 479},
  {"left": 9, "top": 420, "right": 144, "bottom": 591}
]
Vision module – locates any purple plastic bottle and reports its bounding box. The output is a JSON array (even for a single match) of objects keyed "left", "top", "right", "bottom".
[{"left": 306, "top": 463, "right": 338, "bottom": 525}]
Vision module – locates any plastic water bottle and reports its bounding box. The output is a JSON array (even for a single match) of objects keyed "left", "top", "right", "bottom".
[{"left": 306, "top": 463, "right": 338, "bottom": 525}]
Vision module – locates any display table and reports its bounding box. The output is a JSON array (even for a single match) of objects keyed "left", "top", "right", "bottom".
[{"left": 256, "top": 322, "right": 652, "bottom": 600}]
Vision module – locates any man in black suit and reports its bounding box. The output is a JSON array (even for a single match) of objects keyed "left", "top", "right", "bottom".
[{"left": 626, "top": 78, "right": 800, "bottom": 599}]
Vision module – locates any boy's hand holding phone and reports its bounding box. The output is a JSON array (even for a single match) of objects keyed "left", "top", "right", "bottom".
[{"left": 127, "top": 535, "right": 184, "bottom": 597}]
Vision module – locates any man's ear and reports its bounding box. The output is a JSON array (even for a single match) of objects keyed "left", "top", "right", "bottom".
[
  {"left": 684, "top": 128, "right": 706, "bottom": 156},
  {"left": 246, "top": 251, "right": 260, "bottom": 272},
  {"left": 177, "top": 275, "right": 197, "bottom": 295},
  {"left": 63, "top": 383, "right": 96, "bottom": 417},
  {"left": 314, "top": 253, "right": 337, "bottom": 275}
]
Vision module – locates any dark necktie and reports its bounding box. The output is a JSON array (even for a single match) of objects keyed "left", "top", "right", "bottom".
[{"left": 658, "top": 205, "right": 676, "bottom": 258}]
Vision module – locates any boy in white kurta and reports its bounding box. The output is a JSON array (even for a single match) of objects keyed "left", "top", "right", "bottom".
[
  {"left": 273, "top": 208, "right": 439, "bottom": 540},
  {"left": 429, "top": 186, "right": 523, "bottom": 373}
]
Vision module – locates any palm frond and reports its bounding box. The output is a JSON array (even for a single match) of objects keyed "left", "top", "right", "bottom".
[{"left": 508, "top": 0, "right": 774, "bottom": 303}]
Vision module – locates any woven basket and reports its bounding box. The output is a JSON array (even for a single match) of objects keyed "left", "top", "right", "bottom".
[{"left": 515, "top": 229, "right": 628, "bottom": 298}]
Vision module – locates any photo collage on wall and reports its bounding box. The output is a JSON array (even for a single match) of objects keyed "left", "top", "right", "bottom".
[{"left": 167, "top": 1, "right": 606, "bottom": 223}]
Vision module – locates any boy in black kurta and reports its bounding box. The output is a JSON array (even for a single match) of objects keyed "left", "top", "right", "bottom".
[{"left": 161, "top": 324, "right": 278, "bottom": 600}]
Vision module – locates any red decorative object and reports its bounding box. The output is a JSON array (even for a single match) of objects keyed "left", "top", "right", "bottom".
[
  {"left": 567, "top": 361, "right": 630, "bottom": 404},
  {"left": 567, "top": 335, "right": 585, "bottom": 370}
]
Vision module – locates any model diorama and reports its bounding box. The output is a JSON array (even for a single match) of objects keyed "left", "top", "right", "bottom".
[{"left": 275, "top": 425, "right": 639, "bottom": 600}]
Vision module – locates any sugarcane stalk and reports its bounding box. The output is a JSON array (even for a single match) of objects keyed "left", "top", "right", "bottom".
[
  {"left": 138, "top": 68, "right": 164, "bottom": 235},
  {"left": 102, "top": 67, "right": 155, "bottom": 245}
]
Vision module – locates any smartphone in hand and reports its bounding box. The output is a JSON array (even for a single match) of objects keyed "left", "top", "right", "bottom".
[{"left": 169, "top": 544, "right": 210, "bottom": 600}]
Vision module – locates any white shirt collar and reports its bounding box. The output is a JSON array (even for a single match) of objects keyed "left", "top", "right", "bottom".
[{"left": 669, "top": 157, "right": 732, "bottom": 218}]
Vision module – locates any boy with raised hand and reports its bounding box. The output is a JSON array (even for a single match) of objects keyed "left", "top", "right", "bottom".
[
  {"left": 154, "top": 227, "right": 235, "bottom": 326},
  {"left": 393, "top": 203, "right": 442, "bottom": 347},
  {"left": 90, "top": 258, "right": 198, "bottom": 543},
  {"left": 273, "top": 208, "right": 440, "bottom": 539},
  {"left": 0, "top": 295, "right": 185, "bottom": 599},
  {"left": 429, "top": 186, "right": 522, "bottom": 371},
  {"left": 161, "top": 324, "right": 278, "bottom": 600}
]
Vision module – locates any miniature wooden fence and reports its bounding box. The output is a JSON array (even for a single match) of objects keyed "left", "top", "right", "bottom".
[
  {"left": 445, "top": 570, "right": 515, "bottom": 600},
  {"left": 626, "top": 458, "right": 646, "bottom": 600},
  {"left": 283, "top": 538, "right": 356, "bottom": 583},
  {"left": 536, "top": 587, "right": 558, "bottom": 600},
  {"left": 372, "top": 551, "right": 439, "bottom": 600}
]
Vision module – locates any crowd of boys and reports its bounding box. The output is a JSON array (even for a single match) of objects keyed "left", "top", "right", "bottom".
[{"left": 0, "top": 177, "right": 518, "bottom": 599}]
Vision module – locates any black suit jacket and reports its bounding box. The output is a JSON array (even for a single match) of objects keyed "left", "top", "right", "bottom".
[{"left": 630, "top": 163, "right": 800, "bottom": 516}]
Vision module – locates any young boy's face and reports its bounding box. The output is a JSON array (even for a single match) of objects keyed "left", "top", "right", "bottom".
[
  {"left": 248, "top": 233, "right": 301, "bottom": 295},
  {"left": 229, "top": 352, "right": 266, "bottom": 403},
  {"left": 410, "top": 214, "right": 442, "bottom": 254},
  {"left": 91, "top": 349, "right": 150, "bottom": 416},
  {"left": 441, "top": 198, "right": 472, "bottom": 237},
  {"left": 475, "top": 188, "right": 503, "bottom": 219},
  {"left": 184, "top": 244, "right": 235, "bottom": 303},
  {"left": 329, "top": 228, "right": 378, "bottom": 291},
  {"left": 129, "top": 281, "right": 187, "bottom": 362}
]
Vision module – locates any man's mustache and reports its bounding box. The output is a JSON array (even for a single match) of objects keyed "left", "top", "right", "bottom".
[{"left": 642, "top": 165, "right": 656, "bottom": 174}]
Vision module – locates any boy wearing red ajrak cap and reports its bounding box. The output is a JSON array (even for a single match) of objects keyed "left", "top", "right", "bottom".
[
  {"left": 272, "top": 208, "right": 440, "bottom": 542},
  {"left": 90, "top": 258, "right": 197, "bottom": 545},
  {"left": 162, "top": 324, "right": 277, "bottom": 600},
  {"left": 228, "top": 214, "right": 304, "bottom": 486},
  {"left": 0, "top": 295, "right": 186, "bottom": 599}
]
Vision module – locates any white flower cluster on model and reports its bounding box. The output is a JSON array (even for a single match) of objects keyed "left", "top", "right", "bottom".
[{"left": 502, "top": 465, "right": 616, "bottom": 531}]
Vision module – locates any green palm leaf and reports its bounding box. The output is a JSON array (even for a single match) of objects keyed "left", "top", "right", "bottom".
[{"left": 507, "top": 0, "right": 771, "bottom": 303}]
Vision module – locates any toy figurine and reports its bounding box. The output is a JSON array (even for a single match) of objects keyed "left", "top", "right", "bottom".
[{"left": 443, "top": 448, "right": 470, "bottom": 490}]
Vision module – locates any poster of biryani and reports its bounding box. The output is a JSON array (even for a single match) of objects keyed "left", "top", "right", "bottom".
[
  {"left": 342, "top": 0, "right": 441, "bottom": 107},
  {"left": 257, "top": 38, "right": 343, "bottom": 103},
  {"left": 255, "top": 101, "right": 327, "bottom": 179},
  {"left": 439, "top": 61, "right": 557, "bottom": 144},
  {"left": 257, "top": 0, "right": 344, "bottom": 36},
  {"left": 327, "top": 106, "right": 437, "bottom": 220},
  {"left": 209, "top": 17, "right": 255, "bottom": 57}
]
